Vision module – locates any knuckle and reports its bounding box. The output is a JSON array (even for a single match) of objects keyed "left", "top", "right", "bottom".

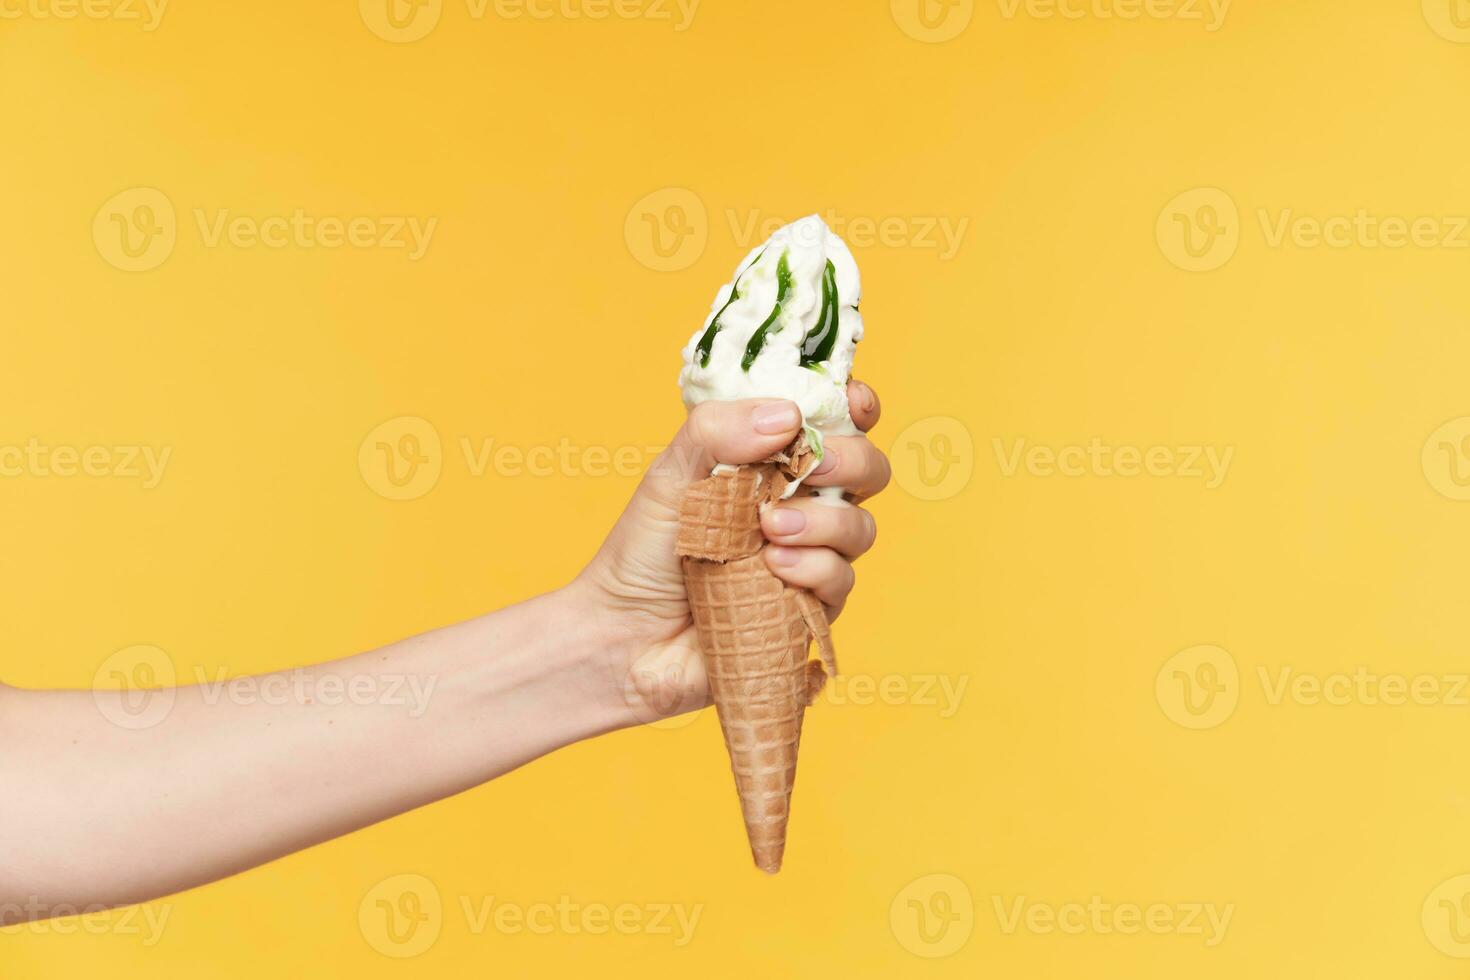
[
  {"left": 685, "top": 401, "right": 719, "bottom": 445},
  {"left": 871, "top": 447, "right": 892, "bottom": 493},
  {"left": 823, "top": 545, "right": 847, "bottom": 570}
]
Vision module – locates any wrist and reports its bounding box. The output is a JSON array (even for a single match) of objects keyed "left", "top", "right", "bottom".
[
  {"left": 542, "top": 577, "right": 647, "bottom": 737},
  {"left": 421, "top": 585, "right": 637, "bottom": 764}
]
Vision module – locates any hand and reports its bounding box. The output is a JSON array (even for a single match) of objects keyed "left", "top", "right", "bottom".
[{"left": 571, "top": 380, "right": 889, "bottom": 727}]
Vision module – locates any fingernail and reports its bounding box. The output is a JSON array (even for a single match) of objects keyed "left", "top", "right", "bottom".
[
  {"left": 765, "top": 545, "right": 801, "bottom": 567},
  {"left": 852, "top": 380, "right": 876, "bottom": 414},
  {"left": 766, "top": 508, "right": 806, "bottom": 535},
  {"left": 812, "top": 448, "right": 839, "bottom": 475},
  {"left": 752, "top": 401, "right": 800, "bottom": 434}
]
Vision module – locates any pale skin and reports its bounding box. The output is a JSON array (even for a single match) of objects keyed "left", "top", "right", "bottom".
[{"left": 0, "top": 382, "right": 889, "bottom": 924}]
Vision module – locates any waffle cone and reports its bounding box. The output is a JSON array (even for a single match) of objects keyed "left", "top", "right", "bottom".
[{"left": 677, "top": 436, "right": 837, "bottom": 874}]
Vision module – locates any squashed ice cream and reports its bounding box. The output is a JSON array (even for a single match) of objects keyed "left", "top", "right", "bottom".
[{"left": 679, "top": 215, "right": 863, "bottom": 465}]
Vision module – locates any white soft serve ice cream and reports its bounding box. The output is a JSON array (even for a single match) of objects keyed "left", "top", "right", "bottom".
[{"left": 679, "top": 215, "right": 863, "bottom": 466}]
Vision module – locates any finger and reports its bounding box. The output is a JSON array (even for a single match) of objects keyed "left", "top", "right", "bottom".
[
  {"left": 847, "top": 379, "right": 881, "bottom": 433},
  {"left": 762, "top": 545, "right": 855, "bottom": 610},
  {"left": 651, "top": 399, "right": 802, "bottom": 492},
  {"left": 760, "top": 498, "right": 877, "bottom": 560},
  {"left": 804, "top": 435, "right": 892, "bottom": 500}
]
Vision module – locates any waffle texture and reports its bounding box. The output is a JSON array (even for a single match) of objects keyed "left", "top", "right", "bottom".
[
  {"left": 676, "top": 436, "right": 835, "bottom": 874},
  {"left": 675, "top": 467, "right": 765, "bottom": 561}
]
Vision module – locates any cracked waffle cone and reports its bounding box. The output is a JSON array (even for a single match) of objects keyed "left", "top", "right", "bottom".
[
  {"left": 674, "top": 466, "right": 765, "bottom": 561},
  {"left": 676, "top": 438, "right": 836, "bottom": 874}
]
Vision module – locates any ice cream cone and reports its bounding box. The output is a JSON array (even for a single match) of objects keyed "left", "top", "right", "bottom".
[{"left": 677, "top": 436, "right": 837, "bottom": 874}]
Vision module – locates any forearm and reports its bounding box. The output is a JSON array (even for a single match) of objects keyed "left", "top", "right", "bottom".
[{"left": 0, "top": 585, "right": 629, "bottom": 922}]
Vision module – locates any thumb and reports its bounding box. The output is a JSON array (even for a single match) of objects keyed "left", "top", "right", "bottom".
[{"left": 648, "top": 399, "right": 803, "bottom": 497}]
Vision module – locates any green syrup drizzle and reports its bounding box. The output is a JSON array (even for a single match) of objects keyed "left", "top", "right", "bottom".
[
  {"left": 799, "top": 259, "right": 840, "bottom": 368},
  {"left": 695, "top": 248, "right": 767, "bottom": 368},
  {"left": 740, "top": 250, "right": 793, "bottom": 371}
]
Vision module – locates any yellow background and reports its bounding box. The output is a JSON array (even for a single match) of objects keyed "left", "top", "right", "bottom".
[{"left": 4, "top": 0, "right": 1470, "bottom": 975}]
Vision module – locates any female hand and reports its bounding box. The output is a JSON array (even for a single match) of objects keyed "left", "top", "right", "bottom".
[{"left": 573, "top": 379, "right": 889, "bottom": 726}]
